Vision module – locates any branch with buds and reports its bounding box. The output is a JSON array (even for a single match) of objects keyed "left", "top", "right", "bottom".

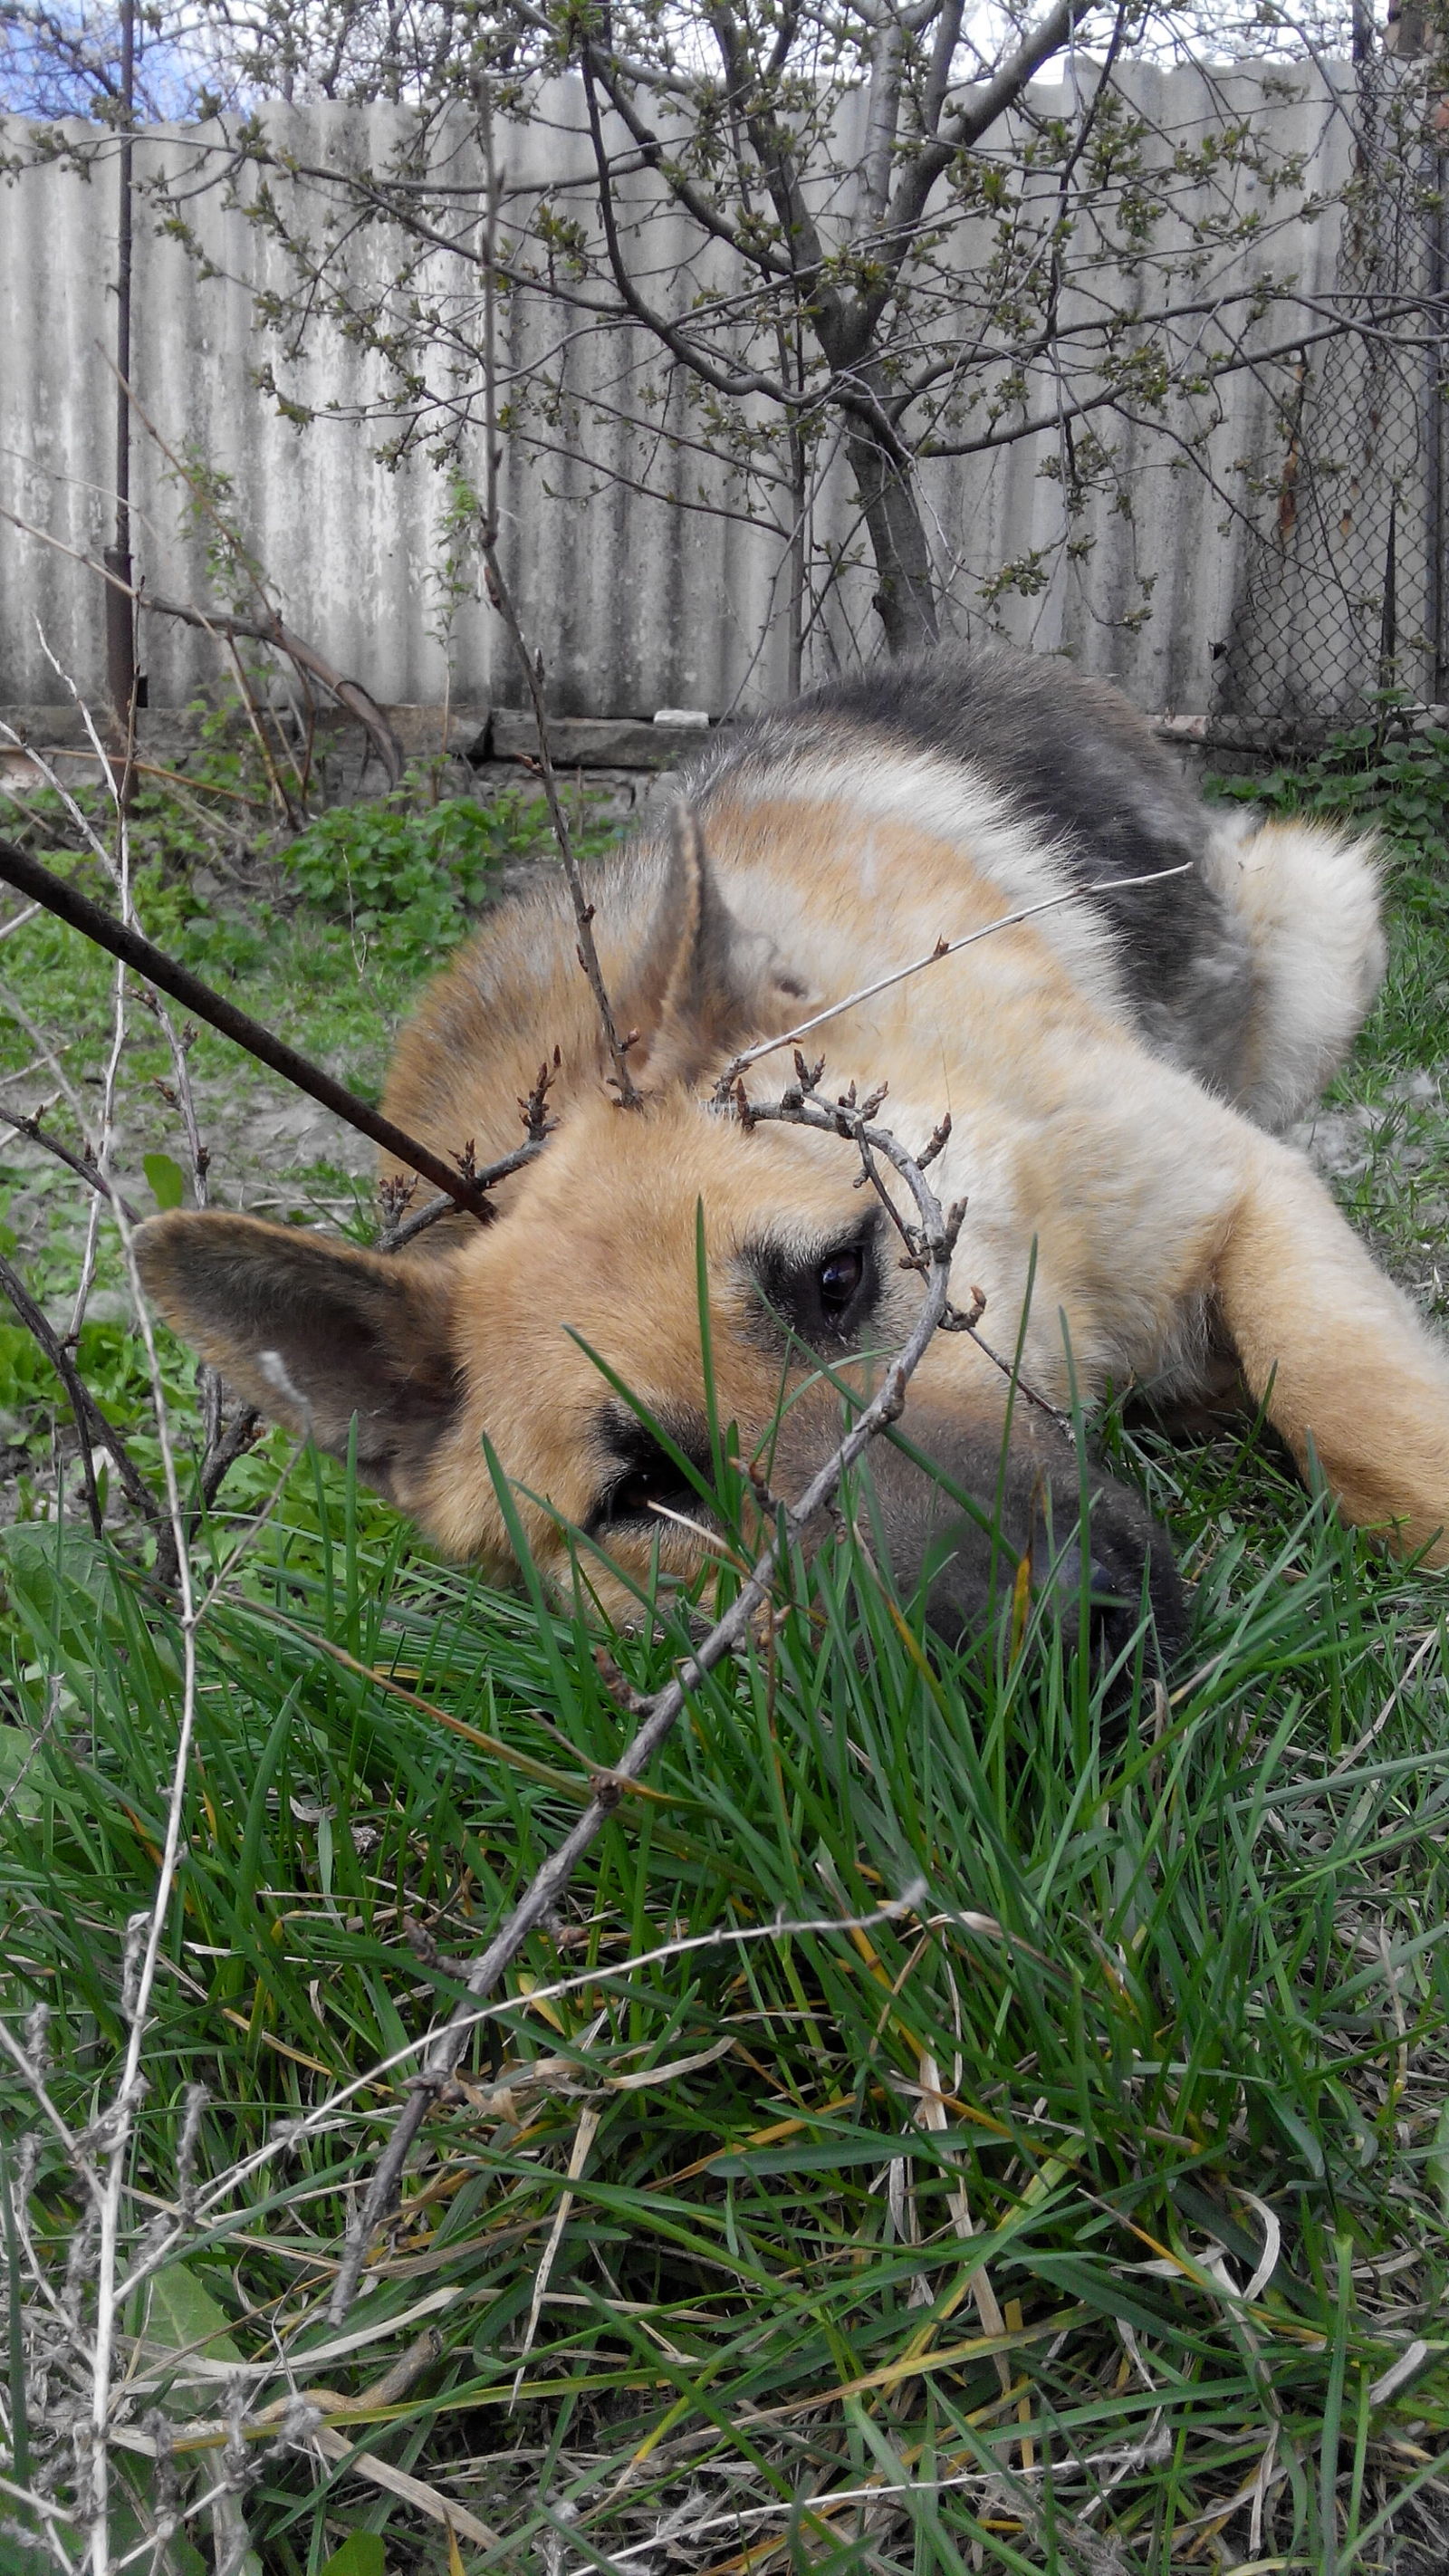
[{"left": 377, "top": 1053, "right": 562, "bottom": 1252}]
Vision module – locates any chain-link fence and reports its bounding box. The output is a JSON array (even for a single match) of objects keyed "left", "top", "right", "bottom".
[{"left": 1215, "top": 56, "right": 1449, "bottom": 741}]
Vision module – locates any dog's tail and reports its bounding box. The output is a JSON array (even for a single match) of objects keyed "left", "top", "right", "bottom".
[{"left": 1202, "top": 806, "right": 1386, "bottom": 1131}]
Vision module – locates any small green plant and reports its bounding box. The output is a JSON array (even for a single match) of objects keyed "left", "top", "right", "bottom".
[
  {"left": 275, "top": 786, "right": 617, "bottom": 974},
  {"left": 1208, "top": 701, "right": 1449, "bottom": 860}
]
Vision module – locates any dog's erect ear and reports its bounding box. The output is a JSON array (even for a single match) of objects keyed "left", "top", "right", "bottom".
[
  {"left": 137, "top": 1212, "right": 461, "bottom": 1501},
  {"left": 627, "top": 806, "right": 809, "bottom": 1083}
]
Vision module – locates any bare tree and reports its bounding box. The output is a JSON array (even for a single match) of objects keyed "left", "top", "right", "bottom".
[{"left": 0, "top": 0, "right": 238, "bottom": 120}]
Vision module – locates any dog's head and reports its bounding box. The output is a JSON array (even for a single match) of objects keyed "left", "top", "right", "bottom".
[{"left": 138, "top": 821, "right": 1185, "bottom": 1663}]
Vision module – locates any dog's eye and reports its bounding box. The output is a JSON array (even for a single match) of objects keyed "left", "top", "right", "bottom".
[
  {"left": 819, "top": 1245, "right": 864, "bottom": 1313},
  {"left": 747, "top": 1220, "right": 879, "bottom": 1351}
]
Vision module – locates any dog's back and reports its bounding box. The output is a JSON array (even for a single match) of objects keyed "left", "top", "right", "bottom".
[
  {"left": 386, "top": 647, "right": 1383, "bottom": 1190},
  {"left": 685, "top": 648, "right": 1381, "bottom": 1125}
]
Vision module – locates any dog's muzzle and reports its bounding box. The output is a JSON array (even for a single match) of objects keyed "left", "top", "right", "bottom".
[{"left": 780, "top": 1400, "right": 1186, "bottom": 1670}]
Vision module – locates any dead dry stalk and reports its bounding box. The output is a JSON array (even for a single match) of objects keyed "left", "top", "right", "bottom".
[{"left": 475, "top": 78, "right": 640, "bottom": 1110}]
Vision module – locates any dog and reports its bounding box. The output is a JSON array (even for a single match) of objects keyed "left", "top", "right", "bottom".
[{"left": 137, "top": 647, "right": 1449, "bottom": 1656}]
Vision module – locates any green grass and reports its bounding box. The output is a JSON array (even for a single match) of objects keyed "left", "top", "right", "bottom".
[
  {"left": 5, "top": 1466, "right": 1449, "bottom": 2571},
  {"left": 1, "top": 751, "right": 1449, "bottom": 2571}
]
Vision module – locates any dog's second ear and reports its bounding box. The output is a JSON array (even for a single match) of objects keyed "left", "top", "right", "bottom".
[
  {"left": 627, "top": 806, "right": 810, "bottom": 1085},
  {"left": 137, "top": 1211, "right": 460, "bottom": 1502}
]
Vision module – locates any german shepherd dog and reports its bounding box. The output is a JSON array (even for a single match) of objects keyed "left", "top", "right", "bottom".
[{"left": 138, "top": 648, "right": 1449, "bottom": 1655}]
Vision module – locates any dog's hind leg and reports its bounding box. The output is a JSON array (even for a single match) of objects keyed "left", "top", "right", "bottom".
[
  {"left": 1204, "top": 811, "right": 1387, "bottom": 1130},
  {"left": 1212, "top": 1129, "right": 1449, "bottom": 1563}
]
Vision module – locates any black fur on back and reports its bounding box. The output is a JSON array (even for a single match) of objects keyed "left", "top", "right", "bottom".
[{"left": 705, "top": 647, "right": 1255, "bottom": 1089}]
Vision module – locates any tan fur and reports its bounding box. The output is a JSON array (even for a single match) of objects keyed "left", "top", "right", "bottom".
[{"left": 138, "top": 694, "right": 1449, "bottom": 1609}]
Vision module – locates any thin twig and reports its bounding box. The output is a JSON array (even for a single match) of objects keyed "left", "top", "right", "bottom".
[
  {"left": 222, "top": 630, "right": 302, "bottom": 830},
  {"left": 475, "top": 81, "right": 640, "bottom": 1110},
  {"left": 78, "top": 675, "right": 234, "bottom": 1501},
  {"left": 115, "top": 1889, "right": 1017, "bottom": 2313},
  {"left": 377, "top": 1056, "right": 561, "bottom": 1251},
  {"left": 5, "top": 709, "right": 260, "bottom": 1511},
  {"left": 327, "top": 1081, "right": 964, "bottom": 2321},
  {"left": 105, "top": 356, "right": 375, "bottom": 810},
  {"left": 10, "top": 671, "right": 136, "bottom": 1358},
  {"left": 133, "top": 973, "right": 225, "bottom": 1452},
  {"left": 0, "top": 1251, "right": 158, "bottom": 1532},
  {"left": 0, "top": 724, "right": 144, "bottom": 1432},
  {"left": 714, "top": 864, "right": 1195, "bottom": 1093},
  {"left": 0, "top": 1104, "right": 141, "bottom": 1224},
  {"left": 1328, "top": 1626, "right": 1442, "bottom": 1777},
  {"left": 0, "top": 496, "right": 405, "bottom": 790},
  {"left": 139, "top": 987, "right": 225, "bottom": 1456},
  {"left": 740, "top": 1057, "right": 1065, "bottom": 1425},
  {"left": 46, "top": 670, "right": 220, "bottom": 2576},
  {"left": 0, "top": 835, "right": 498, "bottom": 1224}
]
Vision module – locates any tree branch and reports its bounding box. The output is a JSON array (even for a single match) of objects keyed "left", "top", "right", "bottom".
[
  {"left": 0, "top": 502, "right": 402, "bottom": 788},
  {"left": 577, "top": 56, "right": 801, "bottom": 409},
  {"left": 702, "top": 0, "right": 845, "bottom": 339},
  {"left": 580, "top": 35, "right": 796, "bottom": 280},
  {"left": 0, "top": 1103, "right": 141, "bottom": 1225},
  {"left": 846, "top": 0, "right": 1101, "bottom": 348},
  {"left": 951, "top": 0, "right": 1102, "bottom": 153}
]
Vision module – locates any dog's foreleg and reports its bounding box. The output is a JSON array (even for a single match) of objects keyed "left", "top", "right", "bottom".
[{"left": 1213, "top": 1135, "right": 1449, "bottom": 1565}]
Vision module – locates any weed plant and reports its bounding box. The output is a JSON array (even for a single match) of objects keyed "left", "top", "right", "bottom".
[{"left": 0, "top": 741, "right": 1447, "bottom": 2570}]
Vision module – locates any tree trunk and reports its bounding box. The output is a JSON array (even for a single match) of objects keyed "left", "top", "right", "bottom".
[{"left": 845, "top": 414, "right": 939, "bottom": 658}]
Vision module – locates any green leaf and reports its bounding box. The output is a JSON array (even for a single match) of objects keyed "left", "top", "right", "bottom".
[
  {"left": 143, "top": 1151, "right": 187, "bottom": 1211},
  {"left": 141, "top": 2261, "right": 246, "bottom": 2402},
  {"left": 0, "top": 1723, "right": 48, "bottom": 1823},
  {"left": 709, "top": 2132, "right": 964, "bottom": 2177},
  {"left": 321, "top": 2539, "right": 388, "bottom": 2576},
  {"left": 1266, "top": 2100, "right": 1327, "bottom": 2180}
]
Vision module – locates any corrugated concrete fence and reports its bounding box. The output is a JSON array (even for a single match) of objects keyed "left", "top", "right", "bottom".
[{"left": 0, "top": 64, "right": 1441, "bottom": 726}]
